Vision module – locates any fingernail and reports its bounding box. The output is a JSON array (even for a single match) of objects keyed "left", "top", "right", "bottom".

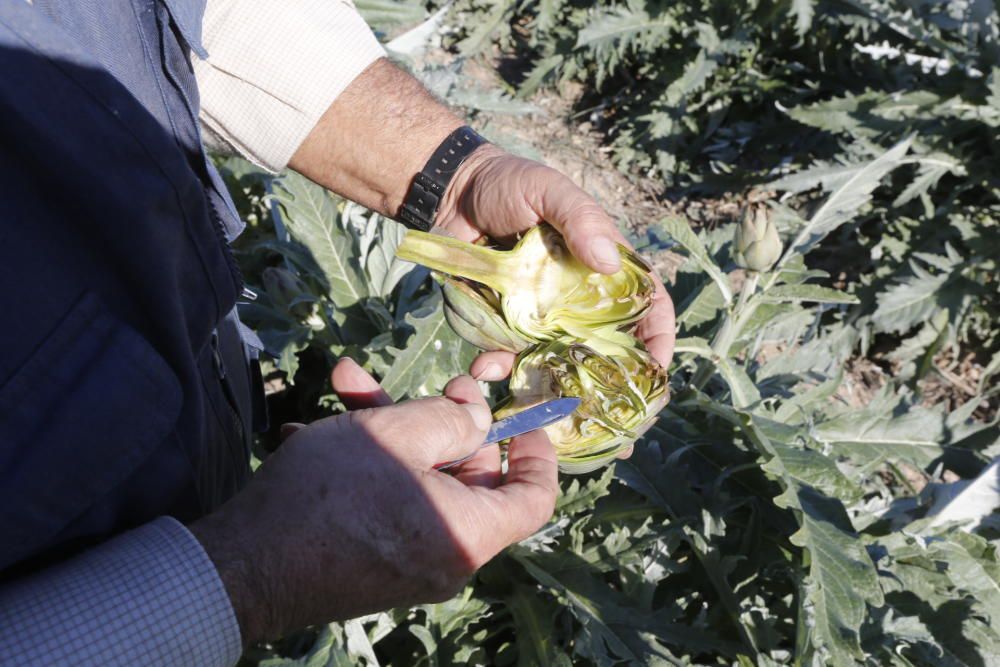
[
  {"left": 473, "top": 362, "right": 504, "bottom": 381},
  {"left": 591, "top": 237, "right": 622, "bottom": 272},
  {"left": 461, "top": 402, "right": 493, "bottom": 432}
]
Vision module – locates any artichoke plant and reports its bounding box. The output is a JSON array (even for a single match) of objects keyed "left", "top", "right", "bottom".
[
  {"left": 495, "top": 337, "right": 669, "bottom": 473},
  {"left": 395, "top": 224, "right": 654, "bottom": 342}
]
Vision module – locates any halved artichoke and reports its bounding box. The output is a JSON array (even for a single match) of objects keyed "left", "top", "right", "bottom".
[
  {"left": 396, "top": 224, "right": 654, "bottom": 342},
  {"left": 494, "top": 337, "right": 669, "bottom": 474}
]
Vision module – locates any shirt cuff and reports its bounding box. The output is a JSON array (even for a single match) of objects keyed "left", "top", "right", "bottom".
[
  {"left": 0, "top": 517, "right": 243, "bottom": 667},
  {"left": 194, "top": 0, "right": 387, "bottom": 172}
]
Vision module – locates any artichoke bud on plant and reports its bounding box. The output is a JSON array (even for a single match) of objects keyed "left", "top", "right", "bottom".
[
  {"left": 495, "top": 337, "right": 669, "bottom": 474},
  {"left": 734, "top": 204, "right": 782, "bottom": 273},
  {"left": 395, "top": 224, "right": 655, "bottom": 342}
]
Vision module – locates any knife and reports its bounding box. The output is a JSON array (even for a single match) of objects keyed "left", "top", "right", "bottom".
[{"left": 434, "top": 397, "right": 581, "bottom": 471}]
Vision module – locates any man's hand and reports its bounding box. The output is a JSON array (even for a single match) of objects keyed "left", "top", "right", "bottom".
[
  {"left": 189, "top": 360, "right": 557, "bottom": 646},
  {"left": 434, "top": 144, "right": 676, "bottom": 380}
]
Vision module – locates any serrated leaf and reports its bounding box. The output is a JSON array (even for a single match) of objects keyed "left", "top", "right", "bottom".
[
  {"left": 925, "top": 537, "right": 1000, "bottom": 627},
  {"left": 512, "top": 548, "right": 743, "bottom": 659},
  {"left": 457, "top": 0, "right": 516, "bottom": 55},
  {"left": 872, "top": 270, "right": 949, "bottom": 334},
  {"left": 676, "top": 278, "right": 725, "bottom": 327},
  {"left": 716, "top": 357, "right": 761, "bottom": 408},
  {"left": 779, "top": 138, "right": 911, "bottom": 264},
  {"left": 766, "top": 443, "right": 863, "bottom": 503},
  {"left": 659, "top": 216, "right": 733, "bottom": 303},
  {"left": 380, "top": 290, "right": 474, "bottom": 400},
  {"left": 812, "top": 404, "right": 951, "bottom": 471},
  {"left": 556, "top": 466, "right": 615, "bottom": 515},
  {"left": 926, "top": 457, "right": 1000, "bottom": 531},
  {"left": 893, "top": 153, "right": 963, "bottom": 207},
  {"left": 575, "top": 5, "right": 673, "bottom": 51},
  {"left": 691, "top": 403, "right": 883, "bottom": 664},
  {"left": 506, "top": 586, "right": 566, "bottom": 667},
  {"left": 271, "top": 173, "right": 369, "bottom": 309},
  {"left": 790, "top": 0, "right": 814, "bottom": 35},
  {"left": 759, "top": 284, "right": 859, "bottom": 305}
]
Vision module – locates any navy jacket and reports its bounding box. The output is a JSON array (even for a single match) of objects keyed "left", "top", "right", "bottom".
[{"left": 0, "top": 0, "right": 255, "bottom": 574}]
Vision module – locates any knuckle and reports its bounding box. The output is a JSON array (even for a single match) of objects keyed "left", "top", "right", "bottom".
[{"left": 427, "top": 397, "right": 472, "bottom": 436}]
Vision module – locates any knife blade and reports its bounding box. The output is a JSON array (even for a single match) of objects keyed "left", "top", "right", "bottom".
[{"left": 434, "top": 397, "right": 581, "bottom": 471}]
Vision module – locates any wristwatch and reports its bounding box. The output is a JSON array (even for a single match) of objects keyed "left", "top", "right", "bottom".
[{"left": 397, "top": 126, "right": 487, "bottom": 232}]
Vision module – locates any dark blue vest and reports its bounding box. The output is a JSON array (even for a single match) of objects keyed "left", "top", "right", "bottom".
[{"left": 0, "top": 0, "right": 255, "bottom": 574}]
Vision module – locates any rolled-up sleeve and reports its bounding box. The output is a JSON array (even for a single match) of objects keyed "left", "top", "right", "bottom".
[
  {"left": 0, "top": 517, "right": 243, "bottom": 666},
  {"left": 194, "top": 0, "right": 387, "bottom": 172}
]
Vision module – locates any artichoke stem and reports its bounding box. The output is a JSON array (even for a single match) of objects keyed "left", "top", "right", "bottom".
[{"left": 396, "top": 231, "right": 508, "bottom": 294}]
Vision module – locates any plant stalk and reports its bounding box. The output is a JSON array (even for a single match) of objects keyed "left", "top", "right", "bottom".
[
  {"left": 689, "top": 271, "right": 761, "bottom": 391},
  {"left": 396, "top": 231, "right": 507, "bottom": 293}
]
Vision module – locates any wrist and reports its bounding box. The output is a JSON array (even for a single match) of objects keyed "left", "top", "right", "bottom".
[
  {"left": 397, "top": 127, "right": 491, "bottom": 232},
  {"left": 433, "top": 142, "right": 507, "bottom": 233},
  {"left": 188, "top": 514, "right": 275, "bottom": 647}
]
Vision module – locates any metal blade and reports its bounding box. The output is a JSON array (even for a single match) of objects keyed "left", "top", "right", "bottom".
[
  {"left": 434, "top": 397, "right": 581, "bottom": 471},
  {"left": 485, "top": 397, "right": 581, "bottom": 444}
]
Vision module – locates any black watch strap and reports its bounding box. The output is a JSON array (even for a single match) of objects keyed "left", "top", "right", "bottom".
[{"left": 397, "top": 126, "right": 487, "bottom": 231}]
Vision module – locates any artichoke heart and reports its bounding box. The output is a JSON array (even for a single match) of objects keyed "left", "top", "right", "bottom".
[
  {"left": 495, "top": 337, "right": 669, "bottom": 474},
  {"left": 396, "top": 224, "right": 654, "bottom": 342}
]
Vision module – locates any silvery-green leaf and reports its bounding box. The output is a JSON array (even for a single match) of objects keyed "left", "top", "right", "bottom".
[
  {"left": 354, "top": 0, "right": 425, "bottom": 31},
  {"left": 716, "top": 357, "right": 760, "bottom": 408},
  {"left": 676, "top": 278, "right": 725, "bottom": 327},
  {"left": 271, "top": 173, "right": 369, "bottom": 310},
  {"left": 672, "top": 336, "right": 714, "bottom": 359},
  {"left": 872, "top": 267, "right": 950, "bottom": 334},
  {"left": 759, "top": 284, "right": 859, "bottom": 305},
  {"left": 812, "top": 403, "right": 951, "bottom": 472},
  {"left": 556, "top": 466, "right": 615, "bottom": 515},
  {"left": 364, "top": 219, "right": 413, "bottom": 298},
  {"left": 923, "top": 534, "right": 1000, "bottom": 628},
  {"left": 739, "top": 413, "right": 882, "bottom": 666},
  {"left": 778, "top": 138, "right": 911, "bottom": 264},
  {"left": 893, "top": 152, "right": 964, "bottom": 206},
  {"left": 925, "top": 457, "right": 1000, "bottom": 531},
  {"left": 380, "top": 290, "right": 476, "bottom": 400},
  {"left": 659, "top": 215, "right": 733, "bottom": 304},
  {"left": 790, "top": 0, "right": 814, "bottom": 35}
]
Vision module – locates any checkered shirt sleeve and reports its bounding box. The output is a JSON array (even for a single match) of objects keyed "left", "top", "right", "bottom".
[
  {"left": 193, "top": 0, "right": 387, "bottom": 173},
  {"left": 0, "top": 516, "right": 243, "bottom": 666}
]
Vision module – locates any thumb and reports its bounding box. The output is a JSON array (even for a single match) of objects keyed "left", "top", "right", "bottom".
[
  {"left": 358, "top": 394, "right": 492, "bottom": 468},
  {"left": 527, "top": 169, "right": 624, "bottom": 274}
]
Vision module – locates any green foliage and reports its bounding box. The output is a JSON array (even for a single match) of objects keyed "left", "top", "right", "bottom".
[
  {"left": 228, "top": 1, "right": 1000, "bottom": 665},
  {"left": 229, "top": 152, "right": 1000, "bottom": 664},
  {"left": 233, "top": 170, "right": 476, "bottom": 398},
  {"left": 443, "top": 0, "right": 1000, "bottom": 378}
]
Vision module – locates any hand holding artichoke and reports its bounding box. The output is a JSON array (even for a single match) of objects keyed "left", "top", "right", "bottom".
[{"left": 395, "top": 224, "right": 669, "bottom": 473}]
